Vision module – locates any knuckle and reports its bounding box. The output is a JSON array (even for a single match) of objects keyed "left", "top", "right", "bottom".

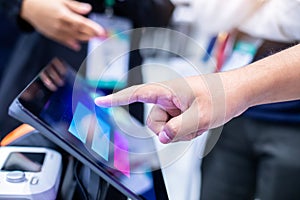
[
  {"left": 56, "top": 10, "right": 72, "bottom": 26},
  {"left": 56, "top": 11, "right": 67, "bottom": 22},
  {"left": 164, "top": 93, "right": 173, "bottom": 101},
  {"left": 53, "top": 19, "right": 64, "bottom": 31}
]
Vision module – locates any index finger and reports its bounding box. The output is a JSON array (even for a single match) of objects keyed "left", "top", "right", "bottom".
[{"left": 94, "top": 83, "right": 173, "bottom": 107}]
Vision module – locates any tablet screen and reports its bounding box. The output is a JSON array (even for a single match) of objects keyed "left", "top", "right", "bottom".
[{"left": 14, "top": 58, "right": 168, "bottom": 200}]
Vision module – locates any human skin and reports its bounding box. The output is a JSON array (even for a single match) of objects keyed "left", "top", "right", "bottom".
[
  {"left": 20, "top": 0, "right": 105, "bottom": 51},
  {"left": 95, "top": 44, "right": 300, "bottom": 144}
]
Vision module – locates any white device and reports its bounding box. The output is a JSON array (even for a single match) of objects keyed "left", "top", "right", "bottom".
[{"left": 0, "top": 146, "right": 62, "bottom": 200}]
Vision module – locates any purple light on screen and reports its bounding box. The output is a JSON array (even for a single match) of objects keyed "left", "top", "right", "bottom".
[{"left": 114, "top": 131, "right": 130, "bottom": 177}]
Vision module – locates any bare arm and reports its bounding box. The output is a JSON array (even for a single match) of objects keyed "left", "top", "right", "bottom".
[
  {"left": 95, "top": 44, "right": 300, "bottom": 143},
  {"left": 229, "top": 43, "right": 300, "bottom": 108}
]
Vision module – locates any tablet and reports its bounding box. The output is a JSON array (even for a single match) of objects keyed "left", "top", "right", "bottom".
[{"left": 9, "top": 58, "right": 169, "bottom": 200}]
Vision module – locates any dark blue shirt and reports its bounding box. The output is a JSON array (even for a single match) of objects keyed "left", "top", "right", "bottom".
[
  {"left": 245, "top": 101, "right": 300, "bottom": 124},
  {"left": 0, "top": 14, "right": 20, "bottom": 80},
  {"left": 243, "top": 40, "right": 300, "bottom": 124}
]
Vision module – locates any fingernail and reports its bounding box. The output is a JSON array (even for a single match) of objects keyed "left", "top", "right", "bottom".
[
  {"left": 94, "top": 97, "right": 103, "bottom": 106},
  {"left": 94, "top": 97, "right": 110, "bottom": 107},
  {"left": 96, "top": 27, "right": 106, "bottom": 36},
  {"left": 81, "top": 3, "right": 91, "bottom": 11},
  {"left": 159, "top": 131, "right": 171, "bottom": 144}
]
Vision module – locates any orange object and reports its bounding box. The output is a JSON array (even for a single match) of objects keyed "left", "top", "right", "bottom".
[{"left": 1, "top": 124, "right": 35, "bottom": 146}]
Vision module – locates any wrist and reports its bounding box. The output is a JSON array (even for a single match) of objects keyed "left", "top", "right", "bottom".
[{"left": 220, "top": 69, "right": 251, "bottom": 121}]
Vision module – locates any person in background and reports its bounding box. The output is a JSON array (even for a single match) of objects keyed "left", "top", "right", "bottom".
[
  {"left": 98, "top": 0, "right": 300, "bottom": 199},
  {"left": 0, "top": 0, "right": 104, "bottom": 138},
  {"left": 1, "top": 0, "right": 101, "bottom": 85},
  {"left": 197, "top": 0, "right": 300, "bottom": 199},
  {"left": 0, "top": 14, "right": 20, "bottom": 82},
  {"left": 0, "top": 0, "right": 105, "bottom": 51}
]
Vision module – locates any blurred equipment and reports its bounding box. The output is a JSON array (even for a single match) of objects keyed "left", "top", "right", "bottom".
[{"left": 0, "top": 146, "right": 62, "bottom": 200}]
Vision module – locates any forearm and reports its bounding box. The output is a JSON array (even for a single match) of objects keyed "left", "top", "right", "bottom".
[{"left": 222, "top": 44, "right": 300, "bottom": 116}]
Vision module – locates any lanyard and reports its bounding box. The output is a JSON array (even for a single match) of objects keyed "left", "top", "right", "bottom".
[
  {"left": 105, "top": 0, "right": 115, "bottom": 17},
  {"left": 215, "top": 32, "right": 230, "bottom": 72}
]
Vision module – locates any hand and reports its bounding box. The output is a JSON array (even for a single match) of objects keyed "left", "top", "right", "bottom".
[
  {"left": 20, "top": 0, "right": 105, "bottom": 51},
  {"left": 95, "top": 74, "right": 245, "bottom": 144}
]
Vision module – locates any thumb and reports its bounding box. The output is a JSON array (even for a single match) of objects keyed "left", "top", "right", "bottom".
[{"left": 65, "top": 1, "right": 92, "bottom": 15}]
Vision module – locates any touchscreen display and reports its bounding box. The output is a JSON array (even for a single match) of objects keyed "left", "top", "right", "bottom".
[{"left": 16, "top": 58, "right": 168, "bottom": 200}]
